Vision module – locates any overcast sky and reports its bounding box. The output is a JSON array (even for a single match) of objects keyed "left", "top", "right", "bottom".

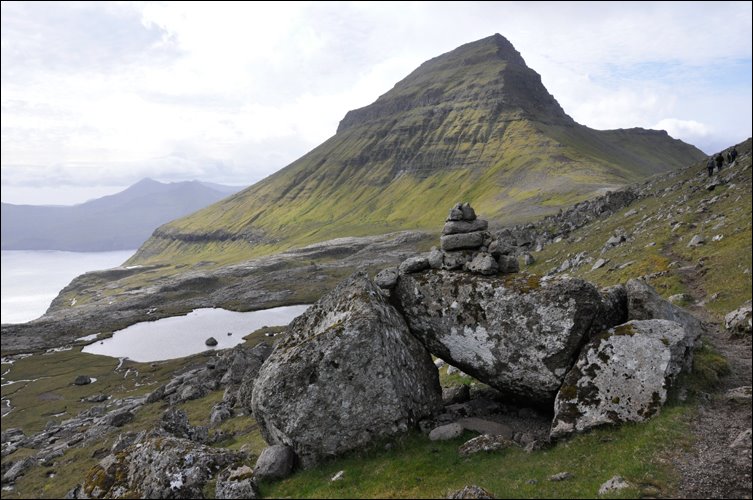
[{"left": 2, "top": 1, "right": 751, "bottom": 205}]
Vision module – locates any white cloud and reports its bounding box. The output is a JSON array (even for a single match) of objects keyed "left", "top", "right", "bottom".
[{"left": 1, "top": 1, "right": 751, "bottom": 203}]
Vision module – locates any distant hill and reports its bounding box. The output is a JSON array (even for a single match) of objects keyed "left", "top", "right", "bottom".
[
  {"left": 1, "top": 178, "right": 244, "bottom": 251},
  {"left": 128, "top": 34, "right": 704, "bottom": 270}
]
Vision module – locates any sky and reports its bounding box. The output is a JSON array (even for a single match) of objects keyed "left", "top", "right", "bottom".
[{"left": 1, "top": 1, "right": 751, "bottom": 205}]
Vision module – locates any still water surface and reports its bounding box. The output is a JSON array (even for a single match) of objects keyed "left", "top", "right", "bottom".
[
  {"left": 82, "top": 305, "right": 309, "bottom": 362},
  {"left": 1, "top": 250, "right": 135, "bottom": 324}
]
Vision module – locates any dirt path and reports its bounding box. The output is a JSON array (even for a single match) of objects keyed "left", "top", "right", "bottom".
[{"left": 667, "top": 256, "right": 752, "bottom": 498}]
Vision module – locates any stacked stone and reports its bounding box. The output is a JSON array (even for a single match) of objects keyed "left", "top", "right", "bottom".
[
  {"left": 376, "top": 203, "right": 519, "bottom": 289},
  {"left": 439, "top": 203, "right": 494, "bottom": 275}
]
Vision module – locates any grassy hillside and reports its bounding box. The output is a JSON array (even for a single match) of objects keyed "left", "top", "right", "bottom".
[{"left": 127, "top": 35, "right": 703, "bottom": 271}]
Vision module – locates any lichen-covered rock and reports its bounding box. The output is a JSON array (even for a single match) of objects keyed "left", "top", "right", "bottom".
[
  {"left": 550, "top": 319, "right": 693, "bottom": 440},
  {"left": 725, "top": 300, "right": 752, "bottom": 335},
  {"left": 442, "top": 251, "right": 474, "bottom": 270},
  {"left": 429, "top": 423, "right": 464, "bottom": 441},
  {"left": 394, "top": 271, "right": 603, "bottom": 403},
  {"left": 80, "top": 436, "right": 244, "bottom": 499},
  {"left": 625, "top": 279, "right": 703, "bottom": 341},
  {"left": 250, "top": 271, "right": 442, "bottom": 467}
]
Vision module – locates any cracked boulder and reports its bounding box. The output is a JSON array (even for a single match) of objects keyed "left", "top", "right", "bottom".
[
  {"left": 550, "top": 319, "right": 694, "bottom": 440},
  {"left": 394, "top": 271, "right": 606, "bottom": 404},
  {"left": 250, "top": 271, "right": 441, "bottom": 468}
]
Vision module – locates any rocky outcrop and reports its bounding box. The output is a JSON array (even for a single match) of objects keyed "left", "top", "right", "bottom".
[
  {"left": 550, "top": 319, "right": 694, "bottom": 439},
  {"left": 395, "top": 271, "right": 606, "bottom": 403},
  {"left": 77, "top": 435, "right": 245, "bottom": 499},
  {"left": 625, "top": 279, "right": 704, "bottom": 341},
  {"left": 250, "top": 271, "right": 442, "bottom": 467},
  {"left": 216, "top": 465, "right": 258, "bottom": 499}
]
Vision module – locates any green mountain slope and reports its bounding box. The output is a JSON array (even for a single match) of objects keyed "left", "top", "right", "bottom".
[{"left": 129, "top": 34, "right": 704, "bottom": 268}]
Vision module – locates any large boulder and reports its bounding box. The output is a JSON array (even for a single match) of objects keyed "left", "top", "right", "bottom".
[
  {"left": 394, "top": 271, "right": 605, "bottom": 404},
  {"left": 550, "top": 319, "right": 694, "bottom": 440},
  {"left": 250, "top": 271, "right": 442, "bottom": 467},
  {"left": 625, "top": 279, "right": 704, "bottom": 341}
]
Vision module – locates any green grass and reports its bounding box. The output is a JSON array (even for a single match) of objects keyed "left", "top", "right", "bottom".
[{"left": 260, "top": 405, "right": 690, "bottom": 499}]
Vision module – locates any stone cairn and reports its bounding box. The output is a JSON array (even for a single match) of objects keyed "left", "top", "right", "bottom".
[{"left": 376, "top": 202, "right": 518, "bottom": 290}]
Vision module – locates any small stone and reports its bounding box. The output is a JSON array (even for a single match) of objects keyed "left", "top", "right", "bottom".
[
  {"left": 442, "top": 385, "right": 470, "bottom": 405},
  {"left": 548, "top": 472, "right": 573, "bottom": 481},
  {"left": 729, "top": 429, "right": 752, "bottom": 449},
  {"left": 458, "top": 434, "right": 516, "bottom": 457},
  {"left": 442, "top": 251, "right": 474, "bottom": 270},
  {"left": 205, "top": 337, "right": 218, "bottom": 347},
  {"left": 523, "top": 253, "right": 535, "bottom": 266},
  {"left": 460, "top": 203, "right": 477, "bottom": 221},
  {"left": 598, "top": 475, "right": 630, "bottom": 495},
  {"left": 497, "top": 255, "right": 519, "bottom": 274},
  {"left": 331, "top": 470, "right": 345, "bottom": 482},
  {"left": 428, "top": 248, "right": 444, "bottom": 269},
  {"left": 434, "top": 358, "right": 446, "bottom": 368},
  {"left": 447, "top": 203, "right": 464, "bottom": 221},
  {"left": 74, "top": 375, "right": 92, "bottom": 386},
  {"left": 429, "top": 423, "right": 464, "bottom": 441},
  {"left": 591, "top": 258, "right": 608, "bottom": 271},
  {"left": 254, "top": 445, "right": 295, "bottom": 481},
  {"left": 725, "top": 386, "right": 752, "bottom": 404},
  {"left": 624, "top": 209, "right": 637, "bottom": 217}
]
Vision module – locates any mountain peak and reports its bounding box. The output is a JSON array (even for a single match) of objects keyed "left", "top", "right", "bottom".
[{"left": 337, "top": 34, "right": 570, "bottom": 134}]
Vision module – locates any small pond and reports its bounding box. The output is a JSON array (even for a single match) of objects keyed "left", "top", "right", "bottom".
[{"left": 82, "top": 305, "right": 309, "bottom": 362}]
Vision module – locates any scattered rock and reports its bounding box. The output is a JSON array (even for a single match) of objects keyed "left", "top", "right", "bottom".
[
  {"left": 458, "top": 434, "right": 516, "bottom": 457},
  {"left": 724, "top": 300, "right": 752, "bottom": 336},
  {"left": 84, "top": 394, "right": 108, "bottom": 403},
  {"left": 253, "top": 445, "right": 295, "bottom": 481},
  {"left": 687, "top": 234, "right": 705, "bottom": 247},
  {"left": 446, "top": 484, "right": 495, "bottom": 499},
  {"left": 216, "top": 465, "right": 258, "bottom": 499},
  {"left": 375, "top": 267, "right": 399, "bottom": 289},
  {"left": 591, "top": 258, "right": 608, "bottom": 271},
  {"left": 205, "top": 337, "right": 218, "bottom": 347},
  {"left": 598, "top": 475, "right": 630, "bottom": 495},
  {"left": 250, "top": 271, "right": 441, "bottom": 467},
  {"left": 429, "top": 423, "right": 464, "bottom": 441},
  {"left": 106, "top": 411, "right": 134, "bottom": 428},
  {"left": 549, "top": 472, "right": 573, "bottom": 481},
  {"left": 73, "top": 375, "right": 91, "bottom": 386},
  {"left": 523, "top": 253, "right": 535, "bottom": 266},
  {"left": 729, "top": 429, "right": 752, "bottom": 449},
  {"left": 551, "top": 320, "right": 693, "bottom": 439},
  {"left": 725, "top": 386, "right": 752, "bottom": 404}
]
